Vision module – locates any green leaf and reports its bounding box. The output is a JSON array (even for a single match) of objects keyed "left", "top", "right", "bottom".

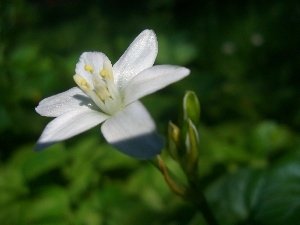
[
  {"left": 207, "top": 168, "right": 264, "bottom": 225},
  {"left": 67, "top": 165, "right": 96, "bottom": 202},
  {"left": 250, "top": 121, "right": 295, "bottom": 155},
  {"left": 0, "top": 166, "right": 28, "bottom": 204},
  {"left": 22, "top": 186, "right": 69, "bottom": 224},
  {"left": 0, "top": 199, "right": 26, "bottom": 224},
  {"left": 72, "top": 195, "right": 104, "bottom": 225},
  {"left": 207, "top": 148, "right": 300, "bottom": 225},
  {"left": 253, "top": 148, "right": 300, "bottom": 225},
  {"left": 7, "top": 144, "right": 67, "bottom": 181}
]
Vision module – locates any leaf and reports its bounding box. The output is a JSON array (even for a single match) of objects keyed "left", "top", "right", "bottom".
[
  {"left": 7, "top": 144, "right": 66, "bottom": 179},
  {"left": 207, "top": 148, "right": 300, "bottom": 225},
  {"left": 0, "top": 199, "right": 26, "bottom": 224},
  {"left": 0, "top": 186, "right": 69, "bottom": 224},
  {"left": 250, "top": 121, "right": 295, "bottom": 155},
  {"left": 0, "top": 166, "right": 28, "bottom": 204},
  {"left": 207, "top": 168, "right": 264, "bottom": 225},
  {"left": 22, "top": 186, "right": 69, "bottom": 224},
  {"left": 67, "top": 165, "right": 96, "bottom": 202},
  {"left": 252, "top": 148, "right": 300, "bottom": 225}
]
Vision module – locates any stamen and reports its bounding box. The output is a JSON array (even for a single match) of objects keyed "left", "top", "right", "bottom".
[
  {"left": 87, "top": 90, "right": 110, "bottom": 115},
  {"left": 94, "top": 85, "right": 111, "bottom": 101},
  {"left": 73, "top": 74, "right": 110, "bottom": 114},
  {"left": 104, "top": 97, "right": 119, "bottom": 114},
  {"left": 84, "top": 65, "right": 94, "bottom": 73},
  {"left": 106, "top": 79, "right": 121, "bottom": 101},
  {"left": 92, "top": 72, "right": 106, "bottom": 87},
  {"left": 74, "top": 56, "right": 122, "bottom": 115},
  {"left": 100, "top": 69, "right": 107, "bottom": 77},
  {"left": 73, "top": 74, "right": 92, "bottom": 92},
  {"left": 101, "top": 57, "right": 114, "bottom": 81}
]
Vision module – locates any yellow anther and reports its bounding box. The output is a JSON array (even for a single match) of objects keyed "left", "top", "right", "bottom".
[
  {"left": 100, "top": 69, "right": 106, "bottom": 77},
  {"left": 84, "top": 65, "right": 94, "bottom": 73},
  {"left": 102, "top": 57, "right": 114, "bottom": 81},
  {"left": 73, "top": 74, "right": 91, "bottom": 92}
]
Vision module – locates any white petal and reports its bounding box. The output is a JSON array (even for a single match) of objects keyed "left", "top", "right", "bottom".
[
  {"left": 101, "top": 101, "right": 163, "bottom": 159},
  {"left": 124, "top": 65, "right": 190, "bottom": 106},
  {"left": 35, "top": 108, "right": 109, "bottom": 150},
  {"left": 75, "top": 52, "right": 107, "bottom": 87},
  {"left": 36, "top": 87, "right": 96, "bottom": 117},
  {"left": 113, "top": 30, "right": 158, "bottom": 92}
]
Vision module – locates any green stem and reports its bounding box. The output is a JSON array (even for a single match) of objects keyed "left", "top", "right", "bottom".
[
  {"left": 150, "top": 155, "right": 219, "bottom": 225},
  {"left": 149, "top": 155, "right": 187, "bottom": 197},
  {"left": 185, "top": 182, "right": 219, "bottom": 225}
]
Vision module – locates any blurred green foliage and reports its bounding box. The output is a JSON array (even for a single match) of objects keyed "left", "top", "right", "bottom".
[{"left": 0, "top": 0, "right": 299, "bottom": 224}]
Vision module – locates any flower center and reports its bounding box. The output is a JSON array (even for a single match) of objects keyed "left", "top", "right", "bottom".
[{"left": 73, "top": 57, "right": 122, "bottom": 115}]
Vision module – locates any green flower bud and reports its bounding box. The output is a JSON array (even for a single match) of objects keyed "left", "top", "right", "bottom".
[
  {"left": 183, "top": 91, "right": 200, "bottom": 126},
  {"left": 180, "top": 118, "right": 199, "bottom": 175},
  {"left": 167, "top": 121, "right": 181, "bottom": 159}
]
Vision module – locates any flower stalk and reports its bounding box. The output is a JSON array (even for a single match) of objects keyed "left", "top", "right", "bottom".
[
  {"left": 152, "top": 91, "right": 219, "bottom": 225},
  {"left": 150, "top": 155, "right": 187, "bottom": 197}
]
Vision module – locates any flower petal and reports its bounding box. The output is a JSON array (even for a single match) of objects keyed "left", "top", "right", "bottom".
[
  {"left": 75, "top": 52, "right": 107, "bottom": 87},
  {"left": 36, "top": 87, "right": 96, "bottom": 117},
  {"left": 35, "top": 108, "right": 109, "bottom": 150},
  {"left": 113, "top": 30, "right": 158, "bottom": 92},
  {"left": 124, "top": 65, "right": 190, "bottom": 106},
  {"left": 101, "top": 101, "right": 163, "bottom": 159}
]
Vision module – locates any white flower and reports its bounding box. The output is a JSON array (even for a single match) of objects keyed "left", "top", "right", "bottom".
[{"left": 35, "top": 29, "right": 190, "bottom": 159}]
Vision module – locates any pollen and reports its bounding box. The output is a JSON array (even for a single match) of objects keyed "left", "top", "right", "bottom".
[
  {"left": 100, "top": 69, "right": 107, "bottom": 77},
  {"left": 84, "top": 65, "right": 94, "bottom": 73},
  {"left": 73, "top": 74, "right": 91, "bottom": 92}
]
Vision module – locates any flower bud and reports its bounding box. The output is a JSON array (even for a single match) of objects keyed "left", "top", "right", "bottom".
[
  {"left": 180, "top": 118, "right": 199, "bottom": 175},
  {"left": 182, "top": 91, "right": 200, "bottom": 126},
  {"left": 167, "top": 121, "right": 181, "bottom": 159}
]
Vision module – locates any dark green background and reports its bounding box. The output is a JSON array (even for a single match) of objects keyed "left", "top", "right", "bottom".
[{"left": 0, "top": 0, "right": 299, "bottom": 224}]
